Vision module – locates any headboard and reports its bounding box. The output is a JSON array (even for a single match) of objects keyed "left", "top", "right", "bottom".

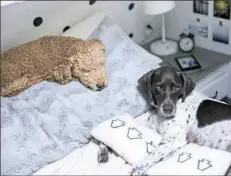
[{"left": 1, "top": 1, "right": 161, "bottom": 53}]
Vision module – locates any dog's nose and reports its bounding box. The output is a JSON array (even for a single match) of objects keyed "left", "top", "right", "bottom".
[
  {"left": 163, "top": 104, "right": 173, "bottom": 114},
  {"left": 96, "top": 83, "right": 106, "bottom": 91}
]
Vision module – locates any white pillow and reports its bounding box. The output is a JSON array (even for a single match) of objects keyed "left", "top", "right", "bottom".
[
  {"left": 88, "top": 15, "right": 163, "bottom": 64},
  {"left": 147, "top": 143, "right": 231, "bottom": 175},
  {"left": 91, "top": 113, "right": 162, "bottom": 166},
  {"left": 62, "top": 12, "right": 107, "bottom": 40}
]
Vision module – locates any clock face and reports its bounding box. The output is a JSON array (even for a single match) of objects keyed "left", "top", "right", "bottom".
[{"left": 179, "top": 37, "right": 194, "bottom": 52}]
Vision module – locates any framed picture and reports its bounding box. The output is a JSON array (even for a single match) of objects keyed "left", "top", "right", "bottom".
[
  {"left": 214, "top": 0, "right": 230, "bottom": 20},
  {"left": 188, "top": 18, "right": 208, "bottom": 38},
  {"left": 193, "top": 0, "right": 209, "bottom": 15},
  {"left": 175, "top": 55, "right": 201, "bottom": 71},
  {"left": 212, "top": 22, "right": 229, "bottom": 45}
]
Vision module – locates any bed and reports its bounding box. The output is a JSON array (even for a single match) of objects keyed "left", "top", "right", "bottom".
[
  {"left": 1, "top": 13, "right": 161, "bottom": 175},
  {"left": 1, "top": 13, "right": 230, "bottom": 176}
]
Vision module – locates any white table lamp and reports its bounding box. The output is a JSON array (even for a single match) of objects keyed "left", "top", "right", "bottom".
[{"left": 144, "top": 1, "right": 178, "bottom": 56}]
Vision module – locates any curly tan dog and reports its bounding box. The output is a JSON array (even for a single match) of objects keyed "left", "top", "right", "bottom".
[{"left": 1, "top": 36, "right": 107, "bottom": 97}]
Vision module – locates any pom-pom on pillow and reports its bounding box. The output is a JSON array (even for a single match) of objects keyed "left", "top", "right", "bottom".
[{"left": 91, "top": 113, "right": 162, "bottom": 166}]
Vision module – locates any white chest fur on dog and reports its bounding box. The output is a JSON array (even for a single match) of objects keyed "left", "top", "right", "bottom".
[{"left": 147, "top": 91, "right": 205, "bottom": 136}]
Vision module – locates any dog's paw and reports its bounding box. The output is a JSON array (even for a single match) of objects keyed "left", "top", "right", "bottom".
[
  {"left": 97, "top": 146, "right": 109, "bottom": 163},
  {"left": 130, "top": 166, "right": 147, "bottom": 176}
]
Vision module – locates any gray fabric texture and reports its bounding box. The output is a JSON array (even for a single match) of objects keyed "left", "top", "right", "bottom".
[{"left": 1, "top": 16, "right": 162, "bottom": 175}]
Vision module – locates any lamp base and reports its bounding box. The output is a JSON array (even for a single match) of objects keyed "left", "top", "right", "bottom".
[{"left": 149, "top": 39, "right": 178, "bottom": 56}]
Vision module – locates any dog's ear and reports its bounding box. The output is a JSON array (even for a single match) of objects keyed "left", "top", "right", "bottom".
[
  {"left": 138, "top": 69, "right": 157, "bottom": 107},
  {"left": 180, "top": 72, "right": 195, "bottom": 102}
]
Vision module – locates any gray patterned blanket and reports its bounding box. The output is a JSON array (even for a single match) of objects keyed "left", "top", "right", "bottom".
[{"left": 1, "top": 16, "right": 162, "bottom": 175}]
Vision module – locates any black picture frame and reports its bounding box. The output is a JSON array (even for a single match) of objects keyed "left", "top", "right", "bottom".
[
  {"left": 175, "top": 55, "right": 201, "bottom": 71},
  {"left": 193, "top": 0, "right": 209, "bottom": 16}
]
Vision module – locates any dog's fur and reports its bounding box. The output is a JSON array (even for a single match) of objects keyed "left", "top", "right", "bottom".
[
  {"left": 97, "top": 66, "right": 231, "bottom": 175},
  {"left": 1, "top": 36, "right": 107, "bottom": 97}
]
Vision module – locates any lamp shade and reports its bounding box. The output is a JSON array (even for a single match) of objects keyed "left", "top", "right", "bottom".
[{"left": 144, "top": 1, "right": 176, "bottom": 15}]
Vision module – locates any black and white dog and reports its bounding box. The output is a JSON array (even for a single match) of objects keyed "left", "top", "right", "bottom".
[
  {"left": 130, "top": 66, "right": 231, "bottom": 175},
  {"left": 98, "top": 66, "right": 231, "bottom": 175}
]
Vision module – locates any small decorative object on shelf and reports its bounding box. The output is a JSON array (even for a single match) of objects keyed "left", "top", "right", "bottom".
[
  {"left": 175, "top": 55, "right": 201, "bottom": 71},
  {"left": 178, "top": 31, "right": 195, "bottom": 53}
]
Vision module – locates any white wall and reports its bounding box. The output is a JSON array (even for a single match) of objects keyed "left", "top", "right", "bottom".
[
  {"left": 2, "top": 1, "right": 230, "bottom": 55},
  {"left": 1, "top": 1, "right": 161, "bottom": 53},
  {"left": 165, "top": 1, "right": 231, "bottom": 56}
]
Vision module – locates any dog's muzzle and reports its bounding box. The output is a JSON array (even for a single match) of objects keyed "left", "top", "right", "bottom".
[
  {"left": 160, "top": 102, "right": 176, "bottom": 118},
  {"left": 163, "top": 104, "right": 174, "bottom": 114}
]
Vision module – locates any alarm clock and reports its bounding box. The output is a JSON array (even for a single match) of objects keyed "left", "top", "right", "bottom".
[{"left": 178, "top": 32, "right": 195, "bottom": 53}]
